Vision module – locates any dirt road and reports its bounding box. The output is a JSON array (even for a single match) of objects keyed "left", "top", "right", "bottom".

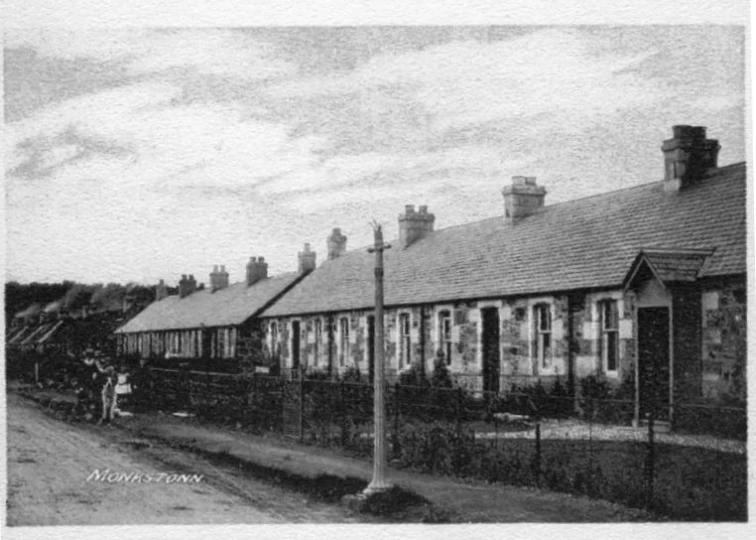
[{"left": 6, "top": 392, "right": 366, "bottom": 525}]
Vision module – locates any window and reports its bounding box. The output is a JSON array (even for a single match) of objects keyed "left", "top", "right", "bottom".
[
  {"left": 314, "top": 319, "right": 322, "bottom": 368},
  {"left": 291, "top": 321, "right": 300, "bottom": 369},
  {"left": 339, "top": 318, "right": 349, "bottom": 367},
  {"left": 269, "top": 322, "right": 278, "bottom": 356},
  {"left": 599, "top": 299, "right": 619, "bottom": 374},
  {"left": 399, "top": 313, "right": 411, "bottom": 368},
  {"left": 439, "top": 310, "right": 452, "bottom": 365},
  {"left": 534, "top": 304, "right": 552, "bottom": 370}
]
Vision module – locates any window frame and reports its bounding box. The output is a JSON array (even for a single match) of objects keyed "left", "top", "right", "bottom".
[
  {"left": 533, "top": 303, "right": 553, "bottom": 372},
  {"left": 269, "top": 322, "right": 278, "bottom": 357},
  {"left": 339, "top": 317, "right": 349, "bottom": 367},
  {"left": 599, "top": 299, "right": 620, "bottom": 376},
  {"left": 398, "top": 312, "right": 411, "bottom": 369},
  {"left": 313, "top": 318, "right": 322, "bottom": 368},
  {"left": 438, "top": 310, "right": 453, "bottom": 365}
]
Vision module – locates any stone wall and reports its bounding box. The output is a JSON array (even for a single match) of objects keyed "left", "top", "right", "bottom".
[
  {"left": 262, "top": 279, "right": 745, "bottom": 407},
  {"left": 701, "top": 280, "right": 747, "bottom": 401}
]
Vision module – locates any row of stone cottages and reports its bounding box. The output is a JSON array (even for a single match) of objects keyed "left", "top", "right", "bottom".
[{"left": 116, "top": 125, "right": 747, "bottom": 421}]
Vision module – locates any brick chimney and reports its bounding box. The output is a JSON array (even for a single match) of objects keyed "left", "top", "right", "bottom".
[
  {"left": 298, "top": 243, "right": 317, "bottom": 274},
  {"left": 209, "top": 264, "right": 230, "bottom": 292},
  {"left": 398, "top": 205, "right": 435, "bottom": 248},
  {"left": 502, "top": 176, "right": 546, "bottom": 224},
  {"left": 155, "top": 279, "right": 168, "bottom": 301},
  {"left": 662, "top": 125, "right": 720, "bottom": 192},
  {"left": 246, "top": 256, "right": 268, "bottom": 286},
  {"left": 178, "top": 274, "right": 197, "bottom": 298},
  {"left": 327, "top": 228, "right": 348, "bottom": 260}
]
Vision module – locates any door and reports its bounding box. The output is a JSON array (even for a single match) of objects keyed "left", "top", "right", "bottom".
[
  {"left": 367, "top": 315, "right": 375, "bottom": 383},
  {"left": 481, "top": 308, "right": 501, "bottom": 394},
  {"left": 291, "top": 321, "right": 300, "bottom": 371},
  {"left": 637, "top": 307, "right": 671, "bottom": 421}
]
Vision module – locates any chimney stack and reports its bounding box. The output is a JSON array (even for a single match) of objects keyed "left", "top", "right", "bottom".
[
  {"left": 178, "top": 274, "right": 197, "bottom": 298},
  {"left": 502, "top": 176, "right": 546, "bottom": 224},
  {"left": 209, "top": 264, "right": 230, "bottom": 292},
  {"left": 246, "top": 256, "right": 268, "bottom": 286},
  {"left": 662, "top": 125, "right": 720, "bottom": 192},
  {"left": 327, "top": 228, "right": 348, "bottom": 260},
  {"left": 298, "top": 243, "right": 317, "bottom": 274},
  {"left": 155, "top": 279, "right": 168, "bottom": 301},
  {"left": 398, "top": 205, "right": 435, "bottom": 248}
]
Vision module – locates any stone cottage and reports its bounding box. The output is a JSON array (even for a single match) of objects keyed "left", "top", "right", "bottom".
[
  {"left": 114, "top": 250, "right": 315, "bottom": 371},
  {"left": 258, "top": 126, "right": 747, "bottom": 422}
]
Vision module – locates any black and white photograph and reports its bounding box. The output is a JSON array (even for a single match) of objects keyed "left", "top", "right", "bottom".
[{"left": 2, "top": 1, "right": 751, "bottom": 537}]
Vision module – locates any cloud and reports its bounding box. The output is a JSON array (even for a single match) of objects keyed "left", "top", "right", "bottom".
[
  {"left": 257, "top": 145, "right": 533, "bottom": 199},
  {"left": 5, "top": 28, "right": 295, "bottom": 81},
  {"left": 6, "top": 80, "right": 329, "bottom": 191},
  {"left": 270, "top": 28, "right": 662, "bottom": 131}
]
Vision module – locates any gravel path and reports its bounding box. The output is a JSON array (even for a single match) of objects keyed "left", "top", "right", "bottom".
[{"left": 6, "top": 392, "right": 368, "bottom": 525}]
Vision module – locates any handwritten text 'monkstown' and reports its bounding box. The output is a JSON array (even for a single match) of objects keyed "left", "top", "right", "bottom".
[{"left": 86, "top": 469, "right": 204, "bottom": 484}]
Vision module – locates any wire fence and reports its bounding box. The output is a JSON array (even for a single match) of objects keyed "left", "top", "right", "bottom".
[
  {"left": 6, "top": 351, "right": 747, "bottom": 521},
  {"left": 139, "top": 366, "right": 746, "bottom": 521}
]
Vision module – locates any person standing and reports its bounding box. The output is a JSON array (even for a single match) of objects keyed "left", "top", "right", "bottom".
[
  {"left": 113, "top": 364, "right": 132, "bottom": 414},
  {"left": 95, "top": 360, "right": 117, "bottom": 425}
]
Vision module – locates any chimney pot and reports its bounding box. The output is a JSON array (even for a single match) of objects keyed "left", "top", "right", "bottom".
[
  {"left": 502, "top": 176, "right": 546, "bottom": 224},
  {"left": 156, "top": 279, "right": 168, "bottom": 301},
  {"left": 327, "top": 227, "right": 348, "bottom": 260},
  {"left": 398, "top": 204, "right": 435, "bottom": 248},
  {"left": 179, "top": 274, "right": 197, "bottom": 298},
  {"left": 663, "top": 125, "right": 720, "bottom": 192},
  {"left": 246, "top": 255, "right": 268, "bottom": 286},
  {"left": 298, "top": 243, "right": 317, "bottom": 273},
  {"left": 210, "top": 264, "right": 229, "bottom": 292}
]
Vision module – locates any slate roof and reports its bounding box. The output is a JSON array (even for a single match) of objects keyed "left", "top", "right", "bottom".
[
  {"left": 262, "top": 162, "right": 746, "bottom": 317},
  {"left": 636, "top": 249, "right": 713, "bottom": 283},
  {"left": 115, "top": 273, "right": 302, "bottom": 333},
  {"left": 20, "top": 322, "right": 56, "bottom": 345},
  {"left": 37, "top": 320, "right": 65, "bottom": 344},
  {"left": 7, "top": 326, "right": 34, "bottom": 345}
]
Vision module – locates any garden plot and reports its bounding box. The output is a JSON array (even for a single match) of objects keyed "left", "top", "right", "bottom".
[{"left": 473, "top": 418, "right": 746, "bottom": 454}]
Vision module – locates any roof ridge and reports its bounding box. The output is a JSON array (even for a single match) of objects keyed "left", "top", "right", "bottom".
[{"left": 329, "top": 161, "right": 747, "bottom": 257}]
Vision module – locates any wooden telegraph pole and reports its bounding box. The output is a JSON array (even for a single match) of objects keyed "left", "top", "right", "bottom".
[{"left": 364, "top": 221, "right": 392, "bottom": 494}]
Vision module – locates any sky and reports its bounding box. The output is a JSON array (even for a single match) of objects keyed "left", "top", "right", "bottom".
[{"left": 3, "top": 25, "right": 747, "bottom": 286}]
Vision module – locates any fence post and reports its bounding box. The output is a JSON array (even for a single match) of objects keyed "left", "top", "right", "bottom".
[
  {"left": 456, "top": 386, "right": 463, "bottom": 434},
  {"left": 280, "top": 376, "right": 285, "bottom": 434},
  {"left": 393, "top": 382, "right": 401, "bottom": 460},
  {"left": 588, "top": 397, "right": 594, "bottom": 487},
  {"left": 646, "top": 411, "right": 655, "bottom": 511},
  {"left": 534, "top": 421, "right": 542, "bottom": 487},
  {"left": 453, "top": 386, "right": 463, "bottom": 475},
  {"left": 299, "top": 369, "right": 305, "bottom": 442}
]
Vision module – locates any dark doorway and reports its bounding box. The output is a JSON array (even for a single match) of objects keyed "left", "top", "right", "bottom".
[
  {"left": 201, "top": 329, "right": 211, "bottom": 359},
  {"left": 637, "top": 307, "right": 671, "bottom": 421},
  {"left": 367, "top": 315, "right": 375, "bottom": 383},
  {"left": 481, "top": 307, "right": 500, "bottom": 394},
  {"left": 291, "top": 321, "right": 300, "bottom": 370}
]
